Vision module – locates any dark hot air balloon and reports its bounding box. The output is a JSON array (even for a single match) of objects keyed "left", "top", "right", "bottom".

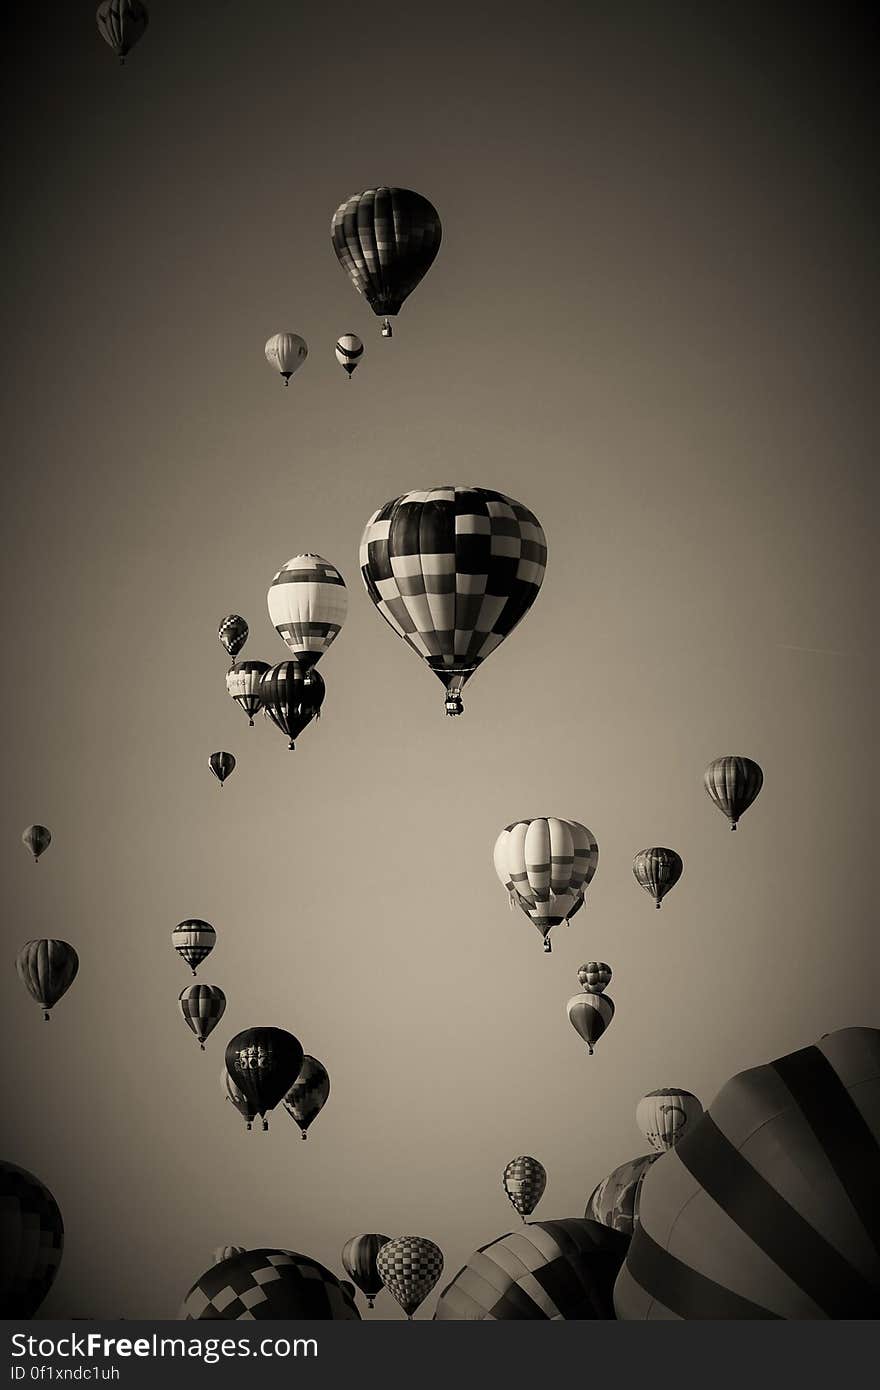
[
  {"left": 331, "top": 187, "right": 442, "bottom": 338},
  {"left": 376, "top": 1236, "right": 443, "bottom": 1319},
  {"left": 208, "top": 752, "right": 235, "bottom": 788},
  {"left": 259, "top": 663, "right": 325, "bottom": 750},
  {"left": 567, "top": 992, "right": 614, "bottom": 1055},
  {"left": 704, "top": 756, "right": 764, "bottom": 830},
  {"left": 632, "top": 848, "right": 682, "bottom": 909},
  {"left": 16, "top": 940, "right": 79, "bottom": 1021},
  {"left": 224, "top": 1028, "right": 304, "bottom": 1131},
  {"left": 22, "top": 825, "right": 51, "bottom": 862},
  {"left": 218, "top": 615, "right": 248, "bottom": 665},
  {"left": 181, "top": 1249, "right": 359, "bottom": 1320},
  {"left": 222, "top": 1067, "right": 256, "bottom": 1130},
  {"left": 172, "top": 920, "right": 215, "bottom": 975},
  {"left": 341, "top": 1234, "right": 392, "bottom": 1309},
  {"left": 179, "top": 985, "right": 226, "bottom": 1050},
  {"left": 502, "top": 1156, "right": 546, "bottom": 1220},
  {"left": 96, "top": 0, "right": 148, "bottom": 64},
  {"left": 0, "top": 1161, "right": 64, "bottom": 1317},
  {"left": 226, "top": 661, "right": 270, "bottom": 726},
  {"left": 283, "top": 1055, "right": 330, "bottom": 1139}
]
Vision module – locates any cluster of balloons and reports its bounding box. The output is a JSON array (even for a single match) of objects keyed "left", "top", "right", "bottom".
[
  {"left": 567, "top": 963, "right": 615, "bottom": 1056},
  {"left": 264, "top": 332, "right": 366, "bottom": 387},
  {"left": 15, "top": 826, "right": 81, "bottom": 1024},
  {"left": 171, "top": 920, "right": 225, "bottom": 1051},
  {"left": 339, "top": 1233, "right": 443, "bottom": 1319},
  {"left": 222, "top": 1028, "right": 331, "bottom": 1139}
]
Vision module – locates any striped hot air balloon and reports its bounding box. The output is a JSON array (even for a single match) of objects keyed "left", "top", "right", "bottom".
[
  {"left": 585, "top": 1154, "right": 658, "bottom": 1238},
  {"left": 264, "top": 333, "right": 307, "bottom": 385},
  {"left": 493, "top": 818, "right": 599, "bottom": 952},
  {"left": 632, "top": 848, "right": 683, "bottom": 909},
  {"left": 376, "top": 1236, "right": 444, "bottom": 1319},
  {"left": 267, "top": 555, "right": 347, "bottom": 667},
  {"left": 96, "top": 0, "right": 148, "bottom": 65},
  {"left": 331, "top": 188, "right": 442, "bottom": 338},
  {"left": 567, "top": 992, "right": 614, "bottom": 1055},
  {"left": 172, "top": 920, "right": 215, "bottom": 975},
  {"left": 335, "top": 334, "right": 363, "bottom": 378},
  {"left": 16, "top": 940, "right": 79, "bottom": 1021},
  {"left": 0, "top": 1161, "right": 64, "bottom": 1317},
  {"left": 434, "top": 1220, "right": 627, "bottom": 1320},
  {"left": 259, "top": 663, "right": 325, "bottom": 751},
  {"left": 283, "top": 1055, "right": 330, "bottom": 1139},
  {"left": 636, "top": 1089, "right": 703, "bottom": 1153},
  {"left": 615, "top": 1027, "right": 880, "bottom": 1319},
  {"left": 179, "top": 985, "right": 226, "bottom": 1050},
  {"left": 341, "top": 1234, "right": 392, "bottom": 1309},
  {"left": 502, "top": 1156, "right": 547, "bottom": 1220},
  {"left": 704, "top": 756, "right": 764, "bottom": 830},
  {"left": 225, "top": 661, "right": 270, "bottom": 726}
]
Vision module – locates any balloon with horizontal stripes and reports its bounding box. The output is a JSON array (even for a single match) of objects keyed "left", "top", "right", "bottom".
[
  {"left": 172, "top": 920, "right": 215, "bottom": 976},
  {"left": 179, "top": 984, "right": 226, "bottom": 1050},
  {"left": 264, "top": 333, "right": 307, "bottom": 385},
  {"left": 636, "top": 1089, "right": 703, "bottom": 1153},
  {"left": 331, "top": 188, "right": 442, "bottom": 338},
  {"left": 226, "top": 661, "right": 270, "bottom": 726},
  {"left": 360, "top": 487, "right": 547, "bottom": 716},
  {"left": 632, "top": 847, "right": 683, "bottom": 908},
  {"left": 283, "top": 1055, "right": 330, "bottom": 1139},
  {"left": 267, "top": 554, "right": 347, "bottom": 667},
  {"left": 704, "top": 756, "right": 764, "bottom": 830},
  {"left": 341, "top": 1234, "right": 392, "bottom": 1309},
  {"left": 494, "top": 818, "right": 599, "bottom": 952},
  {"left": 259, "top": 662, "right": 325, "bottom": 751},
  {"left": 22, "top": 824, "right": 51, "bottom": 862},
  {"left": 615, "top": 1027, "right": 880, "bottom": 1319},
  {"left": 15, "top": 940, "right": 78, "bottom": 1022},
  {"left": 96, "top": 0, "right": 148, "bottom": 64}
]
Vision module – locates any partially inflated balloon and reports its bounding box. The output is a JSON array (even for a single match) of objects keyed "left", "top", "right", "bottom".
[
  {"left": 704, "top": 756, "right": 764, "bottom": 830},
  {"left": 22, "top": 825, "right": 51, "bottom": 862},
  {"left": 331, "top": 188, "right": 442, "bottom": 338},
  {"left": 226, "top": 661, "right": 270, "bottom": 726},
  {"left": 335, "top": 334, "right": 363, "bottom": 378},
  {"left": 376, "top": 1236, "right": 443, "bottom": 1319},
  {"left": 225, "top": 1028, "right": 304, "bottom": 1131},
  {"left": 265, "top": 333, "right": 307, "bottom": 385},
  {"left": 494, "top": 818, "right": 598, "bottom": 951},
  {"left": 502, "top": 1156, "right": 546, "bottom": 1220},
  {"left": 259, "top": 663, "right": 325, "bottom": 750},
  {"left": 360, "top": 487, "right": 547, "bottom": 715},
  {"left": 577, "top": 962, "right": 612, "bottom": 994},
  {"left": 636, "top": 1089, "right": 703, "bottom": 1153},
  {"left": 172, "top": 920, "right": 215, "bottom": 975},
  {"left": 632, "top": 848, "right": 682, "bottom": 908},
  {"left": 218, "top": 615, "right": 248, "bottom": 663},
  {"left": 222, "top": 1066, "right": 256, "bottom": 1130},
  {"left": 267, "top": 555, "right": 347, "bottom": 667},
  {"left": 567, "top": 993, "right": 614, "bottom": 1055},
  {"left": 0, "top": 1161, "right": 64, "bottom": 1317},
  {"left": 96, "top": 0, "right": 148, "bottom": 64},
  {"left": 208, "top": 752, "right": 235, "bottom": 788},
  {"left": 341, "top": 1235, "right": 392, "bottom": 1309},
  {"left": 16, "top": 940, "right": 79, "bottom": 1021},
  {"left": 283, "top": 1055, "right": 330, "bottom": 1139},
  {"left": 179, "top": 985, "right": 226, "bottom": 1050}
]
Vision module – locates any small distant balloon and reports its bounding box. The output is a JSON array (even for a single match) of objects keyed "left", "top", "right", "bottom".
[
  {"left": 16, "top": 941, "right": 79, "bottom": 1022},
  {"left": 704, "top": 756, "right": 764, "bottom": 830},
  {"left": 636, "top": 1089, "right": 703, "bottom": 1153},
  {"left": 632, "top": 848, "right": 683, "bottom": 909},
  {"left": 265, "top": 333, "right": 307, "bottom": 385},
  {"left": 502, "top": 1156, "right": 547, "bottom": 1221},
  {"left": 283, "top": 1055, "right": 330, "bottom": 1140},
  {"left": 208, "top": 752, "right": 235, "bottom": 788},
  {"left": 567, "top": 993, "right": 614, "bottom": 1056},
  {"left": 22, "top": 825, "right": 51, "bottom": 863},
  {"left": 218, "top": 615, "right": 248, "bottom": 664},
  {"left": 577, "top": 962, "right": 611, "bottom": 994},
  {"left": 335, "top": 334, "right": 364, "bottom": 378},
  {"left": 226, "top": 661, "right": 270, "bottom": 727},
  {"left": 179, "top": 984, "right": 226, "bottom": 1051},
  {"left": 96, "top": 0, "right": 148, "bottom": 65},
  {"left": 172, "top": 920, "right": 216, "bottom": 975}
]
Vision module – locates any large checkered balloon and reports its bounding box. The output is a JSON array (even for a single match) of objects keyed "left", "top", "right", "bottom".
[
  {"left": 0, "top": 1160, "right": 64, "bottom": 1317},
  {"left": 181, "top": 1249, "right": 360, "bottom": 1320},
  {"left": 376, "top": 1235, "right": 444, "bottom": 1319},
  {"left": 360, "top": 486, "right": 547, "bottom": 715}
]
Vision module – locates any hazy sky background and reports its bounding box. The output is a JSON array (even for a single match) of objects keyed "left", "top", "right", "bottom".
[{"left": 1, "top": 1, "right": 876, "bottom": 1317}]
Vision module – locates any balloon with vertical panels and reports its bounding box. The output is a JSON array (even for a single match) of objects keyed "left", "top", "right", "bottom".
[
  {"left": 283, "top": 1055, "right": 330, "bottom": 1139},
  {"left": 179, "top": 985, "right": 226, "bottom": 1051},
  {"left": 218, "top": 615, "right": 248, "bottom": 664},
  {"left": 335, "top": 334, "right": 363, "bottom": 378},
  {"left": 224, "top": 1028, "right": 304, "bottom": 1132},
  {"left": 264, "top": 333, "right": 307, "bottom": 385},
  {"left": 172, "top": 920, "right": 215, "bottom": 975},
  {"left": 0, "top": 1161, "right": 64, "bottom": 1317},
  {"left": 341, "top": 1234, "right": 392, "bottom": 1310},
  {"left": 22, "top": 825, "right": 51, "bottom": 863},
  {"left": 208, "top": 752, "right": 235, "bottom": 788},
  {"left": 502, "top": 1156, "right": 546, "bottom": 1220},
  {"left": 96, "top": 0, "right": 148, "bottom": 64},
  {"left": 567, "top": 992, "right": 614, "bottom": 1055},
  {"left": 360, "top": 487, "right": 547, "bottom": 716},
  {"left": 16, "top": 941, "right": 79, "bottom": 1022},
  {"left": 259, "top": 663, "right": 325, "bottom": 750},
  {"left": 636, "top": 1089, "right": 703, "bottom": 1153},
  {"left": 704, "top": 756, "right": 764, "bottom": 830},
  {"left": 493, "top": 818, "right": 598, "bottom": 951},
  {"left": 632, "top": 848, "right": 683, "bottom": 909},
  {"left": 222, "top": 1066, "right": 257, "bottom": 1130},
  {"left": 267, "top": 555, "right": 347, "bottom": 667},
  {"left": 331, "top": 187, "right": 442, "bottom": 338},
  {"left": 226, "top": 661, "right": 269, "bottom": 726},
  {"left": 376, "top": 1236, "right": 444, "bottom": 1319}
]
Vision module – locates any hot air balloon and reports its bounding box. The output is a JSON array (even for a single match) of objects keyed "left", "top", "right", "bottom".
[
  {"left": 267, "top": 555, "right": 347, "bottom": 666},
  {"left": 615, "top": 1028, "right": 880, "bottom": 1319},
  {"left": 339, "top": 1280, "right": 357, "bottom": 1302},
  {"left": 585, "top": 1154, "right": 659, "bottom": 1238},
  {"left": 212, "top": 1245, "right": 246, "bottom": 1266},
  {"left": 179, "top": 985, "right": 226, "bottom": 1051},
  {"left": 502, "top": 1156, "right": 546, "bottom": 1221},
  {"left": 493, "top": 818, "right": 598, "bottom": 951},
  {"left": 96, "top": 0, "right": 148, "bottom": 64},
  {"left": 636, "top": 1089, "right": 703, "bottom": 1153},
  {"left": 331, "top": 187, "right": 442, "bottom": 338},
  {"left": 283, "top": 1055, "right": 330, "bottom": 1139},
  {"left": 22, "top": 825, "right": 51, "bottom": 863},
  {"left": 360, "top": 487, "right": 547, "bottom": 715},
  {"left": 16, "top": 941, "right": 79, "bottom": 1022},
  {"left": 259, "top": 663, "right": 325, "bottom": 751},
  {"left": 224, "top": 1028, "right": 303, "bottom": 1132},
  {"left": 335, "top": 334, "right": 363, "bottom": 378},
  {"left": 222, "top": 1066, "right": 257, "bottom": 1130},
  {"left": 0, "top": 1161, "right": 64, "bottom": 1317},
  {"left": 181, "top": 1249, "right": 359, "bottom": 1320},
  {"left": 172, "top": 920, "right": 215, "bottom": 975},
  {"left": 208, "top": 752, "right": 235, "bottom": 788},
  {"left": 704, "top": 756, "right": 764, "bottom": 830},
  {"left": 218, "top": 614, "right": 248, "bottom": 665},
  {"left": 341, "top": 1235, "right": 392, "bottom": 1310},
  {"left": 567, "top": 992, "right": 614, "bottom": 1055},
  {"left": 226, "top": 661, "right": 270, "bottom": 726},
  {"left": 265, "top": 333, "right": 307, "bottom": 385},
  {"left": 632, "top": 848, "right": 683, "bottom": 909},
  {"left": 577, "top": 962, "right": 612, "bottom": 993},
  {"left": 376, "top": 1236, "right": 443, "bottom": 1319},
  {"left": 434, "top": 1220, "right": 627, "bottom": 1320}
]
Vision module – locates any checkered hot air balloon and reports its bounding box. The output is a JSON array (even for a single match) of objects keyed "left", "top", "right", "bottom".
[
  {"left": 335, "top": 334, "right": 363, "bottom": 378},
  {"left": 704, "top": 755, "right": 764, "bottom": 830},
  {"left": 632, "top": 847, "right": 683, "bottom": 909},
  {"left": 225, "top": 661, "right": 270, "bottom": 726},
  {"left": 218, "top": 614, "right": 248, "bottom": 665},
  {"left": 361, "top": 487, "right": 547, "bottom": 716},
  {"left": 434, "top": 1220, "right": 627, "bottom": 1320},
  {"left": 267, "top": 555, "right": 347, "bottom": 667},
  {"left": 331, "top": 187, "right": 442, "bottom": 338},
  {"left": 0, "top": 1161, "right": 64, "bottom": 1317},
  {"left": 493, "top": 818, "right": 598, "bottom": 951},
  {"left": 577, "top": 962, "right": 612, "bottom": 993},
  {"left": 259, "top": 662, "right": 325, "bottom": 751},
  {"left": 172, "top": 920, "right": 215, "bottom": 976},
  {"left": 16, "top": 940, "right": 79, "bottom": 1022},
  {"left": 585, "top": 1154, "right": 658, "bottom": 1238},
  {"left": 221, "top": 1066, "right": 257, "bottom": 1130},
  {"left": 224, "top": 1028, "right": 303, "bottom": 1132},
  {"left": 502, "top": 1156, "right": 547, "bottom": 1221},
  {"left": 264, "top": 333, "right": 307, "bottom": 385},
  {"left": 636, "top": 1089, "right": 703, "bottom": 1153},
  {"left": 181, "top": 1249, "right": 360, "bottom": 1320},
  {"left": 376, "top": 1236, "right": 444, "bottom": 1319},
  {"left": 283, "top": 1055, "right": 330, "bottom": 1139},
  {"left": 615, "top": 1027, "right": 880, "bottom": 1319},
  {"left": 179, "top": 984, "right": 226, "bottom": 1051},
  {"left": 96, "top": 0, "right": 148, "bottom": 65},
  {"left": 22, "top": 824, "right": 51, "bottom": 862},
  {"left": 208, "top": 752, "right": 235, "bottom": 788},
  {"left": 341, "top": 1234, "right": 392, "bottom": 1310},
  {"left": 567, "top": 992, "right": 614, "bottom": 1056}
]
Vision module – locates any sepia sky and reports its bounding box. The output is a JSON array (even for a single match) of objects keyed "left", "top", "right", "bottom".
[{"left": 1, "top": 1, "right": 876, "bottom": 1317}]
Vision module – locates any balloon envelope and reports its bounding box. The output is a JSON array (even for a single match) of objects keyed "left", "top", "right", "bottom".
[
  {"left": 181, "top": 1249, "right": 359, "bottom": 1320},
  {"left": 585, "top": 1153, "right": 658, "bottom": 1237},
  {"left": 218, "top": 615, "right": 248, "bottom": 662},
  {"left": 567, "top": 993, "right": 614, "bottom": 1054},
  {"left": 172, "top": 920, "right": 215, "bottom": 975},
  {"left": 224, "top": 1028, "right": 304, "bottom": 1125},
  {"left": 494, "top": 818, "right": 598, "bottom": 949},
  {"left": 179, "top": 985, "right": 226, "bottom": 1048},
  {"left": 226, "top": 661, "right": 270, "bottom": 725},
  {"left": 259, "top": 663, "right": 325, "bottom": 749},
  {"left": 96, "top": 0, "right": 148, "bottom": 62},
  {"left": 283, "top": 1055, "right": 330, "bottom": 1138},
  {"left": 331, "top": 188, "right": 442, "bottom": 332},
  {"left": 502, "top": 1156, "right": 547, "bottom": 1219},
  {"left": 377, "top": 1236, "right": 444, "bottom": 1318},
  {"left": 636, "top": 1089, "right": 703, "bottom": 1153},
  {"left": 267, "top": 554, "right": 347, "bottom": 667},
  {"left": 265, "top": 333, "right": 307, "bottom": 383},
  {"left": 341, "top": 1234, "right": 392, "bottom": 1307},
  {"left": 335, "top": 334, "right": 363, "bottom": 376},
  {"left": 632, "top": 848, "right": 683, "bottom": 907},
  {"left": 208, "top": 752, "right": 235, "bottom": 787},
  {"left": 16, "top": 940, "right": 79, "bottom": 1020},
  {"left": 704, "top": 756, "right": 764, "bottom": 829},
  {"left": 0, "top": 1161, "right": 64, "bottom": 1317},
  {"left": 577, "top": 962, "right": 611, "bottom": 993},
  {"left": 22, "top": 825, "right": 51, "bottom": 861}
]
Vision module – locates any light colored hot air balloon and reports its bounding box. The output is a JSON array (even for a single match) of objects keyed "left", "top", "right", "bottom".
[
  {"left": 493, "top": 818, "right": 598, "bottom": 951},
  {"left": 218, "top": 614, "right": 248, "bottom": 665},
  {"left": 567, "top": 993, "right": 614, "bottom": 1055},
  {"left": 341, "top": 1235, "right": 392, "bottom": 1310},
  {"left": 502, "top": 1156, "right": 546, "bottom": 1221},
  {"left": 636, "top": 1089, "right": 703, "bottom": 1153},
  {"left": 360, "top": 487, "right": 547, "bottom": 715},
  {"left": 704, "top": 756, "right": 764, "bottom": 830},
  {"left": 376, "top": 1236, "right": 444, "bottom": 1319},
  {"left": 632, "top": 848, "right": 683, "bottom": 909},
  {"left": 225, "top": 661, "right": 270, "bottom": 726},
  {"left": 179, "top": 984, "right": 226, "bottom": 1051},
  {"left": 96, "top": 0, "right": 148, "bottom": 65},
  {"left": 172, "top": 920, "right": 215, "bottom": 975},
  {"left": 265, "top": 333, "right": 307, "bottom": 385},
  {"left": 22, "top": 825, "right": 51, "bottom": 863},
  {"left": 208, "top": 752, "right": 235, "bottom": 788},
  {"left": 267, "top": 555, "right": 347, "bottom": 667},
  {"left": 335, "top": 334, "right": 363, "bottom": 378},
  {"left": 16, "top": 941, "right": 79, "bottom": 1022},
  {"left": 212, "top": 1245, "right": 246, "bottom": 1266},
  {"left": 577, "top": 962, "right": 612, "bottom": 993},
  {"left": 222, "top": 1066, "right": 256, "bottom": 1130},
  {"left": 331, "top": 188, "right": 442, "bottom": 338},
  {"left": 283, "top": 1055, "right": 330, "bottom": 1140}
]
